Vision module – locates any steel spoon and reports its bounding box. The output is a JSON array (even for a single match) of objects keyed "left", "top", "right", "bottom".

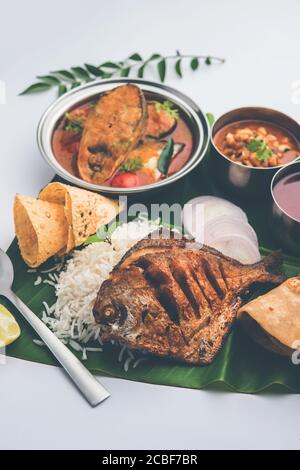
[{"left": 0, "top": 248, "right": 110, "bottom": 406}]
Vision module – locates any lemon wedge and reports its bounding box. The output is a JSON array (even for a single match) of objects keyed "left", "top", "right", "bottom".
[{"left": 0, "top": 305, "right": 21, "bottom": 347}]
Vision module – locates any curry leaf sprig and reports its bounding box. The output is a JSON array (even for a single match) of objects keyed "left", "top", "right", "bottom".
[{"left": 20, "top": 52, "right": 225, "bottom": 97}]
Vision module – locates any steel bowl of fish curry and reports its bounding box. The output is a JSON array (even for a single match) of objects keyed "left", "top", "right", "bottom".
[{"left": 49, "top": 83, "right": 205, "bottom": 192}]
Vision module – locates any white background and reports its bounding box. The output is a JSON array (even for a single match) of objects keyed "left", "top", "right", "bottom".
[{"left": 1, "top": 0, "right": 300, "bottom": 450}]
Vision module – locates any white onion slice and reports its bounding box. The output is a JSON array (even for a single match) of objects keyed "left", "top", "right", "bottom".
[
  {"left": 209, "top": 235, "right": 261, "bottom": 264},
  {"left": 182, "top": 195, "right": 260, "bottom": 263},
  {"left": 204, "top": 216, "right": 258, "bottom": 246},
  {"left": 182, "top": 196, "right": 248, "bottom": 239},
  {"left": 182, "top": 196, "right": 248, "bottom": 230}
]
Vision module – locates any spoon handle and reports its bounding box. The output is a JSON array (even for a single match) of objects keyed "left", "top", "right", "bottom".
[{"left": 7, "top": 290, "right": 110, "bottom": 406}]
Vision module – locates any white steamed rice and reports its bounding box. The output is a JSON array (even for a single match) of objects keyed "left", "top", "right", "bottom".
[{"left": 41, "top": 219, "right": 159, "bottom": 352}]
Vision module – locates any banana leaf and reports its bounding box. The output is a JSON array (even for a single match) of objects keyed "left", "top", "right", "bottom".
[{"left": 4, "top": 157, "right": 300, "bottom": 393}]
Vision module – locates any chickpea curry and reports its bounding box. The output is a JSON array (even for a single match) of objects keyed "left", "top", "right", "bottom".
[
  {"left": 52, "top": 84, "right": 193, "bottom": 188},
  {"left": 214, "top": 121, "right": 299, "bottom": 168}
]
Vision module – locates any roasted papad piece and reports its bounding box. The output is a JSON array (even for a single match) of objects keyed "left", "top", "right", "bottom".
[
  {"left": 77, "top": 84, "right": 147, "bottom": 184},
  {"left": 14, "top": 194, "right": 68, "bottom": 268},
  {"left": 238, "top": 277, "right": 300, "bottom": 356},
  {"left": 39, "top": 182, "right": 120, "bottom": 253},
  {"left": 14, "top": 183, "right": 120, "bottom": 267}
]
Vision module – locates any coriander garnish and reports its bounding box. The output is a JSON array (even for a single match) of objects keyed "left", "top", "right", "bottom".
[
  {"left": 154, "top": 100, "right": 179, "bottom": 119},
  {"left": 120, "top": 157, "right": 143, "bottom": 172},
  {"left": 247, "top": 139, "right": 272, "bottom": 162},
  {"left": 64, "top": 112, "right": 84, "bottom": 134}
]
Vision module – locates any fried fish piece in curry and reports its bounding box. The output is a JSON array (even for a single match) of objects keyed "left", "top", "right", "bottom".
[{"left": 77, "top": 84, "right": 147, "bottom": 184}]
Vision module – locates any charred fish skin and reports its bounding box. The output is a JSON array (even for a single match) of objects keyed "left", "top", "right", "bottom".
[
  {"left": 93, "top": 234, "right": 285, "bottom": 365},
  {"left": 77, "top": 84, "right": 147, "bottom": 184}
]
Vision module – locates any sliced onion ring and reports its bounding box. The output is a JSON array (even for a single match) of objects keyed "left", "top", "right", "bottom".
[
  {"left": 182, "top": 195, "right": 260, "bottom": 264},
  {"left": 204, "top": 216, "right": 258, "bottom": 246},
  {"left": 210, "top": 235, "right": 261, "bottom": 264},
  {"left": 183, "top": 196, "right": 248, "bottom": 239}
]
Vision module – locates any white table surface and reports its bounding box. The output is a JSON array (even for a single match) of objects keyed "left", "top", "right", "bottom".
[{"left": 1, "top": 0, "right": 300, "bottom": 450}]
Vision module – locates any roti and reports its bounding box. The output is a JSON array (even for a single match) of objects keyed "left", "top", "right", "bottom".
[{"left": 238, "top": 277, "right": 300, "bottom": 356}]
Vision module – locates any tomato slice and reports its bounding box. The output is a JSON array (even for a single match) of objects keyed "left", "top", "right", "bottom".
[{"left": 110, "top": 172, "right": 140, "bottom": 188}]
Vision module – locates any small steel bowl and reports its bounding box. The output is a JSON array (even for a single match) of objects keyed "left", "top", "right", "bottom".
[
  {"left": 270, "top": 160, "right": 300, "bottom": 255},
  {"left": 37, "top": 78, "right": 209, "bottom": 195},
  {"left": 210, "top": 107, "right": 300, "bottom": 199}
]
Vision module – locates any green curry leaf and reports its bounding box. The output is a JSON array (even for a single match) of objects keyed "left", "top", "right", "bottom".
[
  {"left": 120, "top": 67, "right": 131, "bottom": 77},
  {"left": 19, "top": 82, "right": 52, "bottom": 95},
  {"left": 71, "top": 67, "right": 91, "bottom": 80},
  {"left": 100, "top": 61, "right": 121, "bottom": 69},
  {"left": 129, "top": 53, "right": 143, "bottom": 61},
  {"left": 58, "top": 84, "right": 67, "bottom": 96},
  {"left": 51, "top": 70, "right": 76, "bottom": 81},
  {"left": 84, "top": 64, "right": 104, "bottom": 77},
  {"left": 190, "top": 57, "right": 199, "bottom": 70},
  {"left": 149, "top": 53, "right": 162, "bottom": 60},
  {"left": 157, "top": 59, "right": 166, "bottom": 82},
  {"left": 175, "top": 58, "right": 182, "bottom": 77},
  {"left": 36, "top": 75, "right": 61, "bottom": 85},
  {"left": 137, "top": 64, "right": 146, "bottom": 78}
]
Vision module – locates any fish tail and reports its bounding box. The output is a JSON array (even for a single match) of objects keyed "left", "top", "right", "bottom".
[{"left": 260, "top": 250, "right": 286, "bottom": 284}]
